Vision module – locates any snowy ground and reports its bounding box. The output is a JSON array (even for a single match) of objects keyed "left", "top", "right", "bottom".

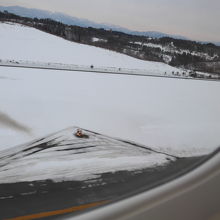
[
  {"left": 0, "top": 66, "right": 220, "bottom": 158},
  {"left": 0, "top": 127, "right": 174, "bottom": 183},
  {"left": 0, "top": 21, "right": 220, "bottom": 158},
  {"left": 0, "top": 59, "right": 191, "bottom": 78}
]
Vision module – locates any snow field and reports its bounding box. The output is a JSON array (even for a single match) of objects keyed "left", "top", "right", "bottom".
[{"left": 0, "top": 66, "right": 220, "bottom": 157}]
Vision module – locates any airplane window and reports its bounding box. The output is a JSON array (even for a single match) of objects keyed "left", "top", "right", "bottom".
[{"left": 0, "top": 1, "right": 219, "bottom": 219}]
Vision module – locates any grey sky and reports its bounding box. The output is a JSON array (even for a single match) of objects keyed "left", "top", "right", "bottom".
[{"left": 0, "top": 0, "right": 220, "bottom": 42}]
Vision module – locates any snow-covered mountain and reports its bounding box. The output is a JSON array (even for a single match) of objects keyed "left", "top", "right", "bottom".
[{"left": 0, "top": 5, "right": 188, "bottom": 40}]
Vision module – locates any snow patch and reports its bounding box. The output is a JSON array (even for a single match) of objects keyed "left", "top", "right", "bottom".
[
  {"left": 0, "top": 127, "right": 172, "bottom": 183},
  {"left": 92, "top": 37, "right": 107, "bottom": 43}
]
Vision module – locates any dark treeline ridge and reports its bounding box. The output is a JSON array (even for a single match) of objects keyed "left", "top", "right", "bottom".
[{"left": 1, "top": 10, "right": 220, "bottom": 74}]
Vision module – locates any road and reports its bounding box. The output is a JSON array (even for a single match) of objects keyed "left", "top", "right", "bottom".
[
  {"left": 0, "top": 61, "right": 219, "bottom": 81},
  {"left": 0, "top": 155, "right": 206, "bottom": 219}
]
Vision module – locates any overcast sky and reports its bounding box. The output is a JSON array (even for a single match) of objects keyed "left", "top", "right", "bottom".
[{"left": 0, "top": 0, "right": 219, "bottom": 42}]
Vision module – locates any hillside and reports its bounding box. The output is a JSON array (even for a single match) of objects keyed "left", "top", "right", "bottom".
[
  {"left": 0, "top": 22, "right": 181, "bottom": 74},
  {"left": 1, "top": 10, "right": 220, "bottom": 75}
]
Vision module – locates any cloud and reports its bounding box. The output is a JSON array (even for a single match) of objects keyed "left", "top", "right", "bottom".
[{"left": 0, "top": 111, "right": 32, "bottom": 134}]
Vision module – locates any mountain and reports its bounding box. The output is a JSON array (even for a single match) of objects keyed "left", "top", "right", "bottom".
[
  {"left": 126, "top": 30, "right": 188, "bottom": 40},
  {"left": 0, "top": 5, "right": 188, "bottom": 40},
  {"left": 0, "top": 6, "right": 104, "bottom": 29},
  {"left": 201, "top": 41, "right": 220, "bottom": 46}
]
